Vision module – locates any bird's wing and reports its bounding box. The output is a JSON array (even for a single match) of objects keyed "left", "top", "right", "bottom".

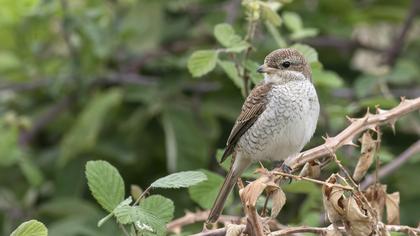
[{"left": 220, "top": 82, "right": 272, "bottom": 162}]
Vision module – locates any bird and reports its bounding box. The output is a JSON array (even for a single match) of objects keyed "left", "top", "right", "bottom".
[{"left": 207, "top": 48, "right": 320, "bottom": 223}]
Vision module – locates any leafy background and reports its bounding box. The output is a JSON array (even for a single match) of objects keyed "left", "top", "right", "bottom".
[{"left": 0, "top": 0, "right": 419, "bottom": 235}]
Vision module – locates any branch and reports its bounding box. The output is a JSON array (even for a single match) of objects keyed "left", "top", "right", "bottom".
[
  {"left": 383, "top": 0, "right": 420, "bottom": 66},
  {"left": 361, "top": 139, "right": 420, "bottom": 189},
  {"left": 195, "top": 223, "right": 420, "bottom": 236},
  {"left": 289, "top": 97, "right": 420, "bottom": 171},
  {"left": 167, "top": 211, "right": 243, "bottom": 234}
]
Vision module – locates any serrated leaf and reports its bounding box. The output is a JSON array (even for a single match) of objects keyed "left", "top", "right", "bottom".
[
  {"left": 140, "top": 195, "right": 174, "bottom": 223},
  {"left": 291, "top": 43, "right": 318, "bottom": 64},
  {"left": 151, "top": 171, "right": 207, "bottom": 189},
  {"left": 98, "top": 197, "right": 132, "bottom": 227},
  {"left": 261, "top": 5, "right": 282, "bottom": 26},
  {"left": 85, "top": 160, "right": 125, "bottom": 212},
  {"left": 187, "top": 50, "right": 218, "bottom": 77},
  {"left": 283, "top": 11, "right": 302, "bottom": 32},
  {"left": 59, "top": 89, "right": 123, "bottom": 165},
  {"left": 114, "top": 205, "right": 166, "bottom": 235},
  {"left": 218, "top": 60, "right": 243, "bottom": 89},
  {"left": 188, "top": 170, "right": 233, "bottom": 209},
  {"left": 11, "top": 220, "right": 48, "bottom": 236}
]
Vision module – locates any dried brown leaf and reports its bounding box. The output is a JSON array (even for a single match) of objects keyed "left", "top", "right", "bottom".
[
  {"left": 323, "top": 174, "right": 347, "bottom": 224},
  {"left": 345, "top": 196, "right": 374, "bottom": 236},
  {"left": 353, "top": 131, "right": 377, "bottom": 182},
  {"left": 270, "top": 187, "right": 286, "bottom": 218},
  {"left": 299, "top": 160, "right": 321, "bottom": 178},
  {"left": 386, "top": 192, "right": 400, "bottom": 225},
  {"left": 364, "top": 184, "right": 387, "bottom": 220},
  {"left": 240, "top": 176, "right": 268, "bottom": 208}
]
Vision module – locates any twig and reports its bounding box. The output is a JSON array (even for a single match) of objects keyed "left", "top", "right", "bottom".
[
  {"left": 167, "top": 211, "right": 242, "bottom": 233},
  {"left": 192, "top": 223, "right": 420, "bottom": 236},
  {"left": 383, "top": 0, "right": 420, "bottom": 66},
  {"left": 273, "top": 171, "right": 353, "bottom": 191},
  {"left": 191, "top": 228, "right": 227, "bottom": 236},
  {"left": 133, "top": 186, "right": 151, "bottom": 205},
  {"left": 290, "top": 97, "right": 420, "bottom": 170},
  {"left": 118, "top": 224, "right": 130, "bottom": 236},
  {"left": 361, "top": 139, "right": 420, "bottom": 189},
  {"left": 268, "top": 226, "right": 329, "bottom": 236}
]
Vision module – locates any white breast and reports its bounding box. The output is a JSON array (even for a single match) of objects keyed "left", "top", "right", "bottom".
[{"left": 237, "top": 80, "right": 319, "bottom": 162}]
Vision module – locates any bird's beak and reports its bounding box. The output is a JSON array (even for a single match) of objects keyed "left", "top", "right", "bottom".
[
  {"left": 256, "top": 64, "right": 266, "bottom": 73},
  {"left": 256, "top": 64, "right": 275, "bottom": 74}
]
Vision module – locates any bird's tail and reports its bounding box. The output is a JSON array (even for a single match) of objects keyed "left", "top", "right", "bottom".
[{"left": 207, "top": 156, "right": 251, "bottom": 223}]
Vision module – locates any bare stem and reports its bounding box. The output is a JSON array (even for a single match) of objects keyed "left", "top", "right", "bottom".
[{"left": 273, "top": 171, "right": 353, "bottom": 191}]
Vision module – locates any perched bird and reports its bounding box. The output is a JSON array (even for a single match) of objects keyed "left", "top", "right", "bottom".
[{"left": 207, "top": 48, "right": 320, "bottom": 223}]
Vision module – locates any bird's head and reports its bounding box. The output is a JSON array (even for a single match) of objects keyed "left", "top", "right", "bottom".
[{"left": 257, "top": 48, "right": 312, "bottom": 83}]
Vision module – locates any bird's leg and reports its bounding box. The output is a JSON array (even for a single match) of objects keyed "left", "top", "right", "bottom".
[{"left": 274, "top": 161, "right": 293, "bottom": 184}]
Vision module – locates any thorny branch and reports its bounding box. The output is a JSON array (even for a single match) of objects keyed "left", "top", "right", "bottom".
[
  {"left": 289, "top": 97, "right": 420, "bottom": 170},
  {"left": 190, "top": 223, "right": 420, "bottom": 236},
  {"left": 187, "top": 98, "right": 420, "bottom": 235}
]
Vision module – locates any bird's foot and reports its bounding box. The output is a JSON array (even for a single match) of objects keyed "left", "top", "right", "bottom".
[{"left": 276, "top": 162, "right": 292, "bottom": 184}]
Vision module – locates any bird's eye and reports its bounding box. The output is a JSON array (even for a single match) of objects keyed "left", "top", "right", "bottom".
[{"left": 282, "top": 61, "right": 291, "bottom": 68}]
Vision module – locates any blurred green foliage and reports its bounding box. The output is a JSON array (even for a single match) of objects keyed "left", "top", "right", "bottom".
[{"left": 0, "top": 0, "right": 419, "bottom": 235}]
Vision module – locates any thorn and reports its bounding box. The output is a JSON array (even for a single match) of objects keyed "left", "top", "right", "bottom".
[
  {"left": 389, "top": 119, "right": 396, "bottom": 134},
  {"left": 400, "top": 96, "right": 406, "bottom": 102},
  {"left": 346, "top": 115, "right": 357, "bottom": 123},
  {"left": 343, "top": 138, "right": 358, "bottom": 147}
]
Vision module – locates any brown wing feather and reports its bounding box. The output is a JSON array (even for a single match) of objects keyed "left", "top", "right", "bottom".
[{"left": 220, "top": 82, "right": 272, "bottom": 162}]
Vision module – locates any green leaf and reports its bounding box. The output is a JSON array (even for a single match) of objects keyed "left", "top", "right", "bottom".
[
  {"left": 214, "top": 23, "right": 241, "bottom": 47},
  {"left": 0, "top": 120, "right": 21, "bottom": 166},
  {"left": 283, "top": 11, "right": 302, "bottom": 32},
  {"left": 290, "top": 28, "right": 319, "bottom": 40},
  {"left": 98, "top": 197, "right": 132, "bottom": 227},
  {"left": 11, "top": 220, "right": 48, "bottom": 236},
  {"left": 151, "top": 171, "right": 207, "bottom": 189},
  {"left": 213, "top": 23, "right": 248, "bottom": 52},
  {"left": 261, "top": 5, "right": 282, "bottom": 26},
  {"left": 114, "top": 205, "right": 166, "bottom": 235},
  {"left": 59, "top": 89, "right": 123, "bottom": 165},
  {"left": 161, "top": 108, "right": 210, "bottom": 171},
  {"left": 140, "top": 195, "right": 174, "bottom": 223},
  {"left": 187, "top": 50, "right": 218, "bottom": 77},
  {"left": 385, "top": 59, "right": 420, "bottom": 85},
  {"left": 85, "top": 160, "right": 125, "bottom": 213},
  {"left": 218, "top": 60, "right": 243, "bottom": 89},
  {"left": 312, "top": 67, "right": 344, "bottom": 88},
  {"left": 188, "top": 170, "right": 233, "bottom": 209},
  {"left": 291, "top": 44, "right": 318, "bottom": 64},
  {"left": 18, "top": 157, "right": 44, "bottom": 187}
]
